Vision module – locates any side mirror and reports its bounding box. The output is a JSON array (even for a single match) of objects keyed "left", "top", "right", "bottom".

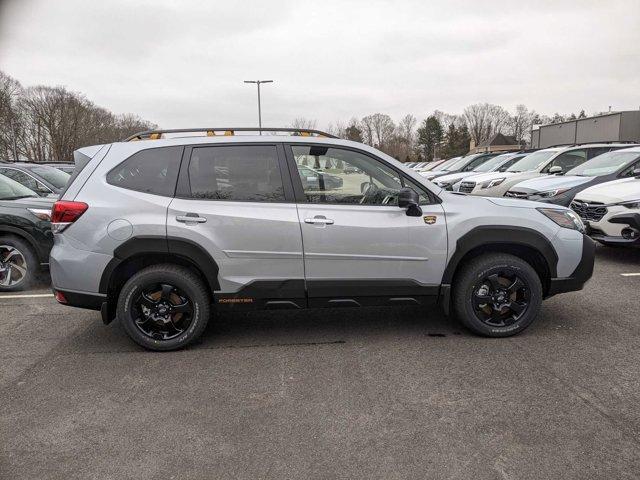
[
  {"left": 548, "top": 166, "right": 563, "bottom": 174},
  {"left": 360, "top": 181, "right": 371, "bottom": 194},
  {"left": 398, "top": 188, "right": 422, "bottom": 217},
  {"left": 633, "top": 167, "right": 640, "bottom": 179}
]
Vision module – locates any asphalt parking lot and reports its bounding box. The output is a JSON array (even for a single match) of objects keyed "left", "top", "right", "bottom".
[{"left": 1, "top": 245, "right": 639, "bottom": 480}]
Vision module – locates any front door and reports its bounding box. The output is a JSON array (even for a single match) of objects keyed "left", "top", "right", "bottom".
[
  {"left": 167, "top": 143, "right": 305, "bottom": 308},
  {"left": 286, "top": 144, "right": 447, "bottom": 307}
]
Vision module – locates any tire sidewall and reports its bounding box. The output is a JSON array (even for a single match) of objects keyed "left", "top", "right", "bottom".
[
  {"left": 457, "top": 259, "right": 542, "bottom": 337},
  {"left": 117, "top": 268, "right": 208, "bottom": 351}
]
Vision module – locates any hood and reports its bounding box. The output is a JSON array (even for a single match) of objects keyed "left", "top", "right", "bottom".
[
  {"left": 457, "top": 171, "right": 519, "bottom": 184},
  {"left": 486, "top": 196, "right": 565, "bottom": 210},
  {"left": 419, "top": 169, "right": 449, "bottom": 179},
  {"left": 433, "top": 171, "right": 477, "bottom": 185},
  {"left": 575, "top": 177, "right": 640, "bottom": 204},
  {"left": 0, "top": 195, "right": 55, "bottom": 209},
  {"left": 510, "top": 175, "right": 591, "bottom": 194}
]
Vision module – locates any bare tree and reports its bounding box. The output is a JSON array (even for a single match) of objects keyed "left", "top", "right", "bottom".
[
  {"left": 463, "top": 103, "right": 510, "bottom": 146},
  {"left": 0, "top": 70, "right": 156, "bottom": 162},
  {"left": 360, "top": 113, "right": 395, "bottom": 149},
  {"left": 290, "top": 117, "right": 317, "bottom": 130},
  {"left": 508, "top": 104, "right": 536, "bottom": 145},
  {"left": 0, "top": 72, "right": 23, "bottom": 161}
]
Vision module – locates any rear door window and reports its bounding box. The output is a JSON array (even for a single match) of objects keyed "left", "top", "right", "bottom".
[
  {"left": 107, "top": 146, "right": 182, "bottom": 196},
  {"left": 188, "top": 145, "right": 285, "bottom": 202}
]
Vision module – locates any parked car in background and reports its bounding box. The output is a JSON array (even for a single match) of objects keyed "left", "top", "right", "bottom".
[
  {"left": 432, "top": 152, "right": 527, "bottom": 191},
  {"left": 420, "top": 152, "right": 499, "bottom": 181},
  {"left": 44, "top": 163, "right": 75, "bottom": 174},
  {"left": 49, "top": 128, "right": 594, "bottom": 351},
  {"left": 505, "top": 147, "right": 640, "bottom": 206},
  {"left": 414, "top": 157, "right": 458, "bottom": 174},
  {"left": 414, "top": 161, "right": 431, "bottom": 169},
  {"left": 0, "top": 174, "right": 55, "bottom": 291},
  {"left": 297, "top": 165, "right": 343, "bottom": 190},
  {"left": 571, "top": 173, "right": 640, "bottom": 247},
  {"left": 0, "top": 163, "right": 70, "bottom": 197},
  {"left": 461, "top": 144, "right": 632, "bottom": 197},
  {"left": 417, "top": 159, "right": 447, "bottom": 172}
]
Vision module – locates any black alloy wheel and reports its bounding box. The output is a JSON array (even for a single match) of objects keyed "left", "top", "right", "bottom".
[
  {"left": 472, "top": 269, "right": 531, "bottom": 327},
  {"left": 131, "top": 283, "right": 194, "bottom": 340}
]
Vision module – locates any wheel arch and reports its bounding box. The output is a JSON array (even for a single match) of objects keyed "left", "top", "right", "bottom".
[
  {"left": 0, "top": 226, "right": 42, "bottom": 261},
  {"left": 439, "top": 226, "right": 558, "bottom": 315},
  {"left": 99, "top": 236, "right": 220, "bottom": 323}
]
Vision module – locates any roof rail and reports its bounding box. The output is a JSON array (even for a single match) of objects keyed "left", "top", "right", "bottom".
[{"left": 124, "top": 127, "right": 338, "bottom": 142}]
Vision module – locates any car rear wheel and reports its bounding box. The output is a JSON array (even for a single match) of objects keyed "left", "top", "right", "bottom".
[
  {"left": 453, "top": 253, "right": 542, "bottom": 337},
  {"left": 117, "top": 264, "right": 211, "bottom": 351},
  {"left": 0, "top": 236, "right": 37, "bottom": 292}
]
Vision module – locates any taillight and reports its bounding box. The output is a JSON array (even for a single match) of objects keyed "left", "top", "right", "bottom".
[{"left": 51, "top": 201, "right": 88, "bottom": 233}]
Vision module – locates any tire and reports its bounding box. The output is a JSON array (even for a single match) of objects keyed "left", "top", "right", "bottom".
[
  {"left": 116, "top": 264, "right": 211, "bottom": 351},
  {"left": 452, "top": 253, "right": 542, "bottom": 337},
  {"left": 0, "top": 236, "right": 38, "bottom": 292}
]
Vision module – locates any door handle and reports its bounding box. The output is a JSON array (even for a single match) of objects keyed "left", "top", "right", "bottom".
[
  {"left": 176, "top": 214, "right": 207, "bottom": 223},
  {"left": 304, "top": 217, "right": 334, "bottom": 225}
]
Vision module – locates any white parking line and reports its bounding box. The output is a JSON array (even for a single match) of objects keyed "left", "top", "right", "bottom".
[
  {"left": 620, "top": 273, "right": 640, "bottom": 277},
  {"left": 0, "top": 293, "right": 53, "bottom": 299}
]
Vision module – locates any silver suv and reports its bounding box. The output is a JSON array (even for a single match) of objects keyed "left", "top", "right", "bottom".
[{"left": 49, "top": 128, "right": 595, "bottom": 351}]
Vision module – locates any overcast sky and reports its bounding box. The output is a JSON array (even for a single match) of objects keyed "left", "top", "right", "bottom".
[{"left": 1, "top": 0, "right": 639, "bottom": 129}]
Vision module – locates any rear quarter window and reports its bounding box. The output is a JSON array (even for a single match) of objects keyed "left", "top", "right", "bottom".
[{"left": 107, "top": 146, "right": 183, "bottom": 196}]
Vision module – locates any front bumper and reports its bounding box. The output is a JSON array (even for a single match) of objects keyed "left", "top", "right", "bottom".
[
  {"left": 547, "top": 234, "right": 596, "bottom": 297},
  {"left": 589, "top": 212, "right": 640, "bottom": 245}
]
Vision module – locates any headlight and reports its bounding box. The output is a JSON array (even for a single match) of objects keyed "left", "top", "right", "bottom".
[
  {"left": 481, "top": 177, "right": 505, "bottom": 189},
  {"left": 26, "top": 208, "right": 52, "bottom": 221},
  {"left": 537, "top": 207, "right": 585, "bottom": 232},
  {"left": 535, "top": 188, "right": 570, "bottom": 198},
  {"left": 617, "top": 199, "right": 640, "bottom": 209}
]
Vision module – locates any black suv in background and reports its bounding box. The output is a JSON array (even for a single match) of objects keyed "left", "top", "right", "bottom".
[
  {"left": 0, "top": 174, "right": 54, "bottom": 291},
  {"left": 0, "top": 163, "right": 70, "bottom": 197}
]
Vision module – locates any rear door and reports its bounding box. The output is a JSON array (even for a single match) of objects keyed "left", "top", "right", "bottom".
[
  {"left": 285, "top": 143, "right": 447, "bottom": 307},
  {"left": 167, "top": 143, "right": 305, "bottom": 308}
]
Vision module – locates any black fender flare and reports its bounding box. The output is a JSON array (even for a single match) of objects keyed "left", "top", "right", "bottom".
[
  {"left": 99, "top": 235, "right": 220, "bottom": 294},
  {"left": 441, "top": 225, "right": 558, "bottom": 286}
]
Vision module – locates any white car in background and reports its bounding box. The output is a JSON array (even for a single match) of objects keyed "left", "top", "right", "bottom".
[
  {"left": 459, "top": 144, "right": 633, "bottom": 197},
  {"left": 571, "top": 173, "right": 640, "bottom": 246},
  {"left": 430, "top": 152, "right": 528, "bottom": 191}
]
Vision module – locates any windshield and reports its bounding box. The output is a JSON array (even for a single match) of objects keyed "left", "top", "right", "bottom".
[
  {"left": 506, "top": 150, "right": 558, "bottom": 172},
  {"left": 444, "top": 156, "right": 472, "bottom": 171},
  {"left": 0, "top": 173, "right": 39, "bottom": 200},
  {"left": 566, "top": 151, "right": 640, "bottom": 177},
  {"left": 473, "top": 155, "right": 512, "bottom": 173},
  {"left": 30, "top": 165, "right": 70, "bottom": 189},
  {"left": 429, "top": 157, "right": 457, "bottom": 170}
]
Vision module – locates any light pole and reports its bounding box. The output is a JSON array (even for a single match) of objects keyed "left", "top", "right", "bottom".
[{"left": 244, "top": 80, "right": 273, "bottom": 134}]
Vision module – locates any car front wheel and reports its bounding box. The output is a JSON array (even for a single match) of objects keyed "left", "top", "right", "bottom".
[
  {"left": 452, "top": 253, "right": 542, "bottom": 337},
  {"left": 117, "top": 264, "right": 211, "bottom": 351}
]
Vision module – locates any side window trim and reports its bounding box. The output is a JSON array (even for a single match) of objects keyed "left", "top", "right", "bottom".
[
  {"left": 283, "top": 143, "right": 440, "bottom": 205},
  {"left": 180, "top": 142, "right": 295, "bottom": 203}
]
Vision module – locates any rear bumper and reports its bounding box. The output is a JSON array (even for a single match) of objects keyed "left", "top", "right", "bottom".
[
  {"left": 53, "top": 288, "right": 105, "bottom": 311},
  {"left": 547, "top": 234, "right": 596, "bottom": 296}
]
